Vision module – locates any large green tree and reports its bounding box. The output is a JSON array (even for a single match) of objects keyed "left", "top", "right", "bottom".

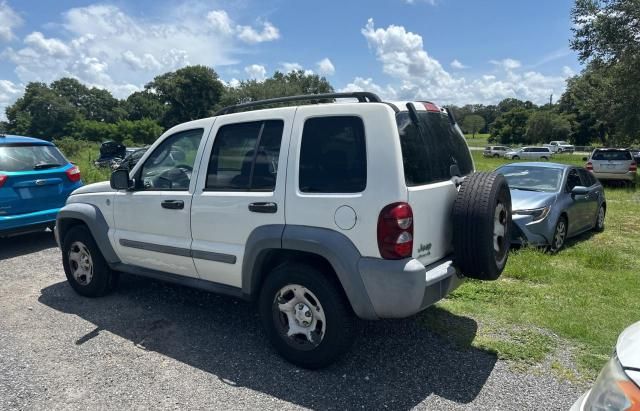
[
  {"left": 526, "top": 110, "right": 572, "bottom": 144},
  {"left": 146, "top": 65, "right": 224, "bottom": 128},
  {"left": 490, "top": 107, "right": 532, "bottom": 145},
  {"left": 566, "top": 0, "right": 640, "bottom": 144},
  {"left": 462, "top": 114, "right": 486, "bottom": 138},
  {"left": 220, "top": 70, "right": 334, "bottom": 109}
]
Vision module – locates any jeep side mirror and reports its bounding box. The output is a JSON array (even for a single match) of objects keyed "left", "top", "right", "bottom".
[
  {"left": 110, "top": 169, "right": 133, "bottom": 190},
  {"left": 571, "top": 186, "right": 589, "bottom": 196}
]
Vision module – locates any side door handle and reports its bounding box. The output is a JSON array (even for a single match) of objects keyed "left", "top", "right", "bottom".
[
  {"left": 161, "top": 200, "right": 184, "bottom": 210},
  {"left": 248, "top": 202, "right": 277, "bottom": 214}
]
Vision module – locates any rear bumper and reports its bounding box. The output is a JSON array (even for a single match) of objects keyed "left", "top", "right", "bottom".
[
  {"left": 0, "top": 208, "right": 59, "bottom": 234},
  {"left": 591, "top": 171, "right": 636, "bottom": 181},
  {"left": 358, "top": 256, "right": 463, "bottom": 319}
]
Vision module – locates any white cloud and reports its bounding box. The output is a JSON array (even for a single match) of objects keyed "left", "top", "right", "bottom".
[
  {"left": 2, "top": 4, "right": 281, "bottom": 101},
  {"left": 356, "top": 19, "right": 571, "bottom": 105},
  {"left": 490, "top": 58, "right": 522, "bottom": 70},
  {"left": 0, "top": 79, "right": 22, "bottom": 121},
  {"left": 207, "top": 10, "right": 234, "bottom": 36},
  {"left": 450, "top": 59, "right": 468, "bottom": 69},
  {"left": 0, "top": 1, "right": 21, "bottom": 42},
  {"left": 562, "top": 66, "right": 576, "bottom": 77},
  {"left": 237, "top": 21, "right": 280, "bottom": 44},
  {"left": 316, "top": 57, "right": 335, "bottom": 76},
  {"left": 244, "top": 64, "right": 266, "bottom": 81},
  {"left": 280, "top": 62, "right": 303, "bottom": 72}
]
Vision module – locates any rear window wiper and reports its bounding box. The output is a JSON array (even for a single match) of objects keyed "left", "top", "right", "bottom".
[{"left": 33, "top": 163, "right": 62, "bottom": 170}]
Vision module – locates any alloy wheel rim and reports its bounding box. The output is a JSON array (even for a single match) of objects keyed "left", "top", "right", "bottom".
[
  {"left": 554, "top": 221, "right": 566, "bottom": 249},
  {"left": 493, "top": 202, "right": 508, "bottom": 257},
  {"left": 68, "top": 241, "right": 94, "bottom": 286},
  {"left": 598, "top": 207, "right": 605, "bottom": 227},
  {"left": 273, "top": 284, "right": 326, "bottom": 350}
]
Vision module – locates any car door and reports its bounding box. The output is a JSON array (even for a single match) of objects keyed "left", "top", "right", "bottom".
[
  {"left": 522, "top": 148, "right": 533, "bottom": 159},
  {"left": 564, "top": 167, "right": 589, "bottom": 234},
  {"left": 189, "top": 109, "right": 294, "bottom": 287},
  {"left": 111, "top": 125, "right": 208, "bottom": 277},
  {"left": 578, "top": 168, "right": 601, "bottom": 227}
]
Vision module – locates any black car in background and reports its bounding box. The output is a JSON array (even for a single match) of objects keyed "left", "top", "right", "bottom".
[
  {"left": 110, "top": 147, "right": 148, "bottom": 171},
  {"left": 94, "top": 141, "right": 126, "bottom": 168}
]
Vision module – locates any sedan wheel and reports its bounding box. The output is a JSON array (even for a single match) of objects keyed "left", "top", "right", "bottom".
[
  {"left": 594, "top": 205, "right": 605, "bottom": 232},
  {"left": 549, "top": 217, "right": 567, "bottom": 253}
]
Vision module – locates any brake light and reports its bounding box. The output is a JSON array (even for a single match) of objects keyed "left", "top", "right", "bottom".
[
  {"left": 586, "top": 162, "right": 593, "bottom": 171},
  {"left": 631, "top": 162, "right": 637, "bottom": 172},
  {"left": 422, "top": 102, "right": 441, "bottom": 113},
  {"left": 377, "top": 202, "right": 414, "bottom": 259},
  {"left": 0, "top": 174, "right": 6, "bottom": 188},
  {"left": 65, "top": 165, "right": 81, "bottom": 182}
]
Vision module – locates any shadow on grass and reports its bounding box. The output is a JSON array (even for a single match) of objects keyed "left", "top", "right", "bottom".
[
  {"left": 39, "top": 275, "right": 497, "bottom": 409},
  {"left": 0, "top": 230, "right": 57, "bottom": 260}
]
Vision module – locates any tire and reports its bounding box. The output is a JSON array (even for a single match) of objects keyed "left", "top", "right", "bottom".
[
  {"left": 61, "top": 225, "right": 119, "bottom": 297},
  {"left": 541, "top": 156, "right": 549, "bottom": 161},
  {"left": 594, "top": 204, "right": 605, "bottom": 232},
  {"left": 258, "top": 263, "right": 356, "bottom": 369},
  {"left": 452, "top": 172, "right": 512, "bottom": 281},
  {"left": 548, "top": 216, "right": 568, "bottom": 253},
  {"left": 493, "top": 154, "right": 500, "bottom": 158},
  {"left": 512, "top": 155, "right": 520, "bottom": 160}
]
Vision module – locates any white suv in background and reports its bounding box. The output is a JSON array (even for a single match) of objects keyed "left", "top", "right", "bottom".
[
  {"left": 56, "top": 92, "right": 512, "bottom": 368},
  {"left": 586, "top": 148, "right": 637, "bottom": 185},
  {"left": 504, "top": 146, "right": 553, "bottom": 160}
]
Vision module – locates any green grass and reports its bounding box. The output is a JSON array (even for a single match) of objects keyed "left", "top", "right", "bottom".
[
  {"left": 464, "top": 133, "right": 490, "bottom": 147},
  {"left": 62, "top": 142, "right": 111, "bottom": 184},
  {"left": 422, "top": 150, "right": 640, "bottom": 381}
]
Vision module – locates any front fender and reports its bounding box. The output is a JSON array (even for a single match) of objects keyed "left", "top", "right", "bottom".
[{"left": 56, "top": 203, "right": 120, "bottom": 264}]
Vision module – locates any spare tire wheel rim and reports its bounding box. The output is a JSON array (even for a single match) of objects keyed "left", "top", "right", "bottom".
[
  {"left": 493, "top": 202, "right": 508, "bottom": 262},
  {"left": 68, "top": 241, "right": 94, "bottom": 286},
  {"left": 273, "top": 284, "right": 326, "bottom": 350}
]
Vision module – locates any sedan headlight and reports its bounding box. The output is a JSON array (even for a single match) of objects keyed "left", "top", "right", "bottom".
[
  {"left": 584, "top": 354, "right": 640, "bottom": 411},
  {"left": 513, "top": 206, "right": 550, "bottom": 222}
]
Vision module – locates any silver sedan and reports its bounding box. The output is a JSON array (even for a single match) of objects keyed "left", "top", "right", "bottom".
[{"left": 496, "top": 162, "right": 606, "bottom": 251}]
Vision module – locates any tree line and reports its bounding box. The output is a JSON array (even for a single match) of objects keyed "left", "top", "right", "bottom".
[{"left": 1, "top": 0, "right": 638, "bottom": 148}]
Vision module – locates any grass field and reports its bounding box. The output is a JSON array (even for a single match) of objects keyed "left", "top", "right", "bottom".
[
  {"left": 464, "top": 133, "right": 490, "bottom": 147},
  {"left": 425, "top": 150, "right": 640, "bottom": 382}
]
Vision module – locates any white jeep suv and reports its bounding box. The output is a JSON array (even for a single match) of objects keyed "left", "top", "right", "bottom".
[{"left": 56, "top": 92, "right": 512, "bottom": 368}]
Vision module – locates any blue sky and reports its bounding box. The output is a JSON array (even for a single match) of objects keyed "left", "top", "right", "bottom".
[{"left": 0, "top": 0, "right": 580, "bottom": 118}]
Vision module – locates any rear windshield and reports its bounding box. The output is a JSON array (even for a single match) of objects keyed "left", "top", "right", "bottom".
[
  {"left": 396, "top": 111, "right": 473, "bottom": 186},
  {"left": 0, "top": 143, "right": 67, "bottom": 172},
  {"left": 592, "top": 150, "right": 632, "bottom": 161}
]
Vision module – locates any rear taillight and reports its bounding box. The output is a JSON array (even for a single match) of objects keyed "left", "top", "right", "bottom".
[
  {"left": 377, "top": 202, "right": 414, "bottom": 259},
  {"left": 422, "top": 102, "right": 440, "bottom": 113},
  {"left": 630, "top": 162, "right": 637, "bottom": 172},
  {"left": 0, "top": 174, "right": 6, "bottom": 188},
  {"left": 65, "top": 165, "right": 81, "bottom": 182},
  {"left": 586, "top": 162, "right": 593, "bottom": 171}
]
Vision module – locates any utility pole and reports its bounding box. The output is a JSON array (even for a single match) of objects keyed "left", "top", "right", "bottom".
[{"left": 549, "top": 94, "right": 553, "bottom": 106}]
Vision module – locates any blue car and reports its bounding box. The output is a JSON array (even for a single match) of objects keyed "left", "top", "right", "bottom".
[
  {"left": 496, "top": 162, "right": 606, "bottom": 252},
  {"left": 0, "top": 134, "right": 82, "bottom": 237}
]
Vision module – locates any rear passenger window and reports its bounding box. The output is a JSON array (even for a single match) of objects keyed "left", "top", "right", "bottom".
[
  {"left": 396, "top": 112, "right": 473, "bottom": 186},
  {"left": 299, "top": 116, "right": 366, "bottom": 193},
  {"left": 206, "top": 120, "right": 284, "bottom": 191},
  {"left": 578, "top": 169, "right": 595, "bottom": 186}
]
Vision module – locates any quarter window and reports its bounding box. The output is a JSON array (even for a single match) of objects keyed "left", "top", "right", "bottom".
[
  {"left": 206, "top": 120, "right": 284, "bottom": 191},
  {"left": 299, "top": 116, "right": 367, "bottom": 193}
]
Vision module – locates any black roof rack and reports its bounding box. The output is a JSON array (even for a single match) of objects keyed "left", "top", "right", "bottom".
[{"left": 214, "top": 92, "right": 382, "bottom": 116}]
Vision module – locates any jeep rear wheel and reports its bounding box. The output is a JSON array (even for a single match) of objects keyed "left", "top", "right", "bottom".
[
  {"left": 452, "top": 172, "right": 512, "bottom": 281},
  {"left": 62, "top": 225, "right": 119, "bottom": 297},
  {"left": 258, "top": 263, "right": 355, "bottom": 369}
]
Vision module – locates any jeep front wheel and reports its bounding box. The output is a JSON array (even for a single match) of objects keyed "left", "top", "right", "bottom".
[
  {"left": 258, "top": 263, "right": 355, "bottom": 369},
  {"left": 62, "top": 225, "right": 119, "bottom": 297}
]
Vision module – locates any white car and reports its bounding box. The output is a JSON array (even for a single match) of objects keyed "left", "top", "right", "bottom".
[
  {"left": 545, "top": 141, "right": 575, "bottom": 153},
  {"left": 503, "top": 146, "right": 553, "bottom": 160},
  {"left": 586, "top": 148, "right": 637, "bottom": 185},
  {"left": 571, "top": 321, "right": 640, "bottom": 410},
  {"left": 55, "top": 92, "right": 512, "bottom": 368}
]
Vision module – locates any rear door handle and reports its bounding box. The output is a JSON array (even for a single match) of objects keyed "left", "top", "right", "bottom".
[
  {"left": 248, "top": 202, "right": 277, "bottom": 213},
  {"left": 161, "top": 200, "right": 184, "bottom": 210}
]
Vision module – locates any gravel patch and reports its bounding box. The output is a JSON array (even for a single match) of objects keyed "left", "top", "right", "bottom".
[{"left": 0, "top": 231, "right": 583, "bottom": 410}]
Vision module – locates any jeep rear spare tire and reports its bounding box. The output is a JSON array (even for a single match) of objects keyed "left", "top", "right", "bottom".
[{"left": 452, "top": 172, "right": 511, "bottom": 280}]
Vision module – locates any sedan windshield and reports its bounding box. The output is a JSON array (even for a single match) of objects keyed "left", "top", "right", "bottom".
[{"left": 497, "top": 165, "right": 563, "bottom": 192}]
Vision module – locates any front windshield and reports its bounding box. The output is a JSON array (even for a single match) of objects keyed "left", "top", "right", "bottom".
[{"left": 497, "top": 165, "right": 563, "bottom": 193}]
